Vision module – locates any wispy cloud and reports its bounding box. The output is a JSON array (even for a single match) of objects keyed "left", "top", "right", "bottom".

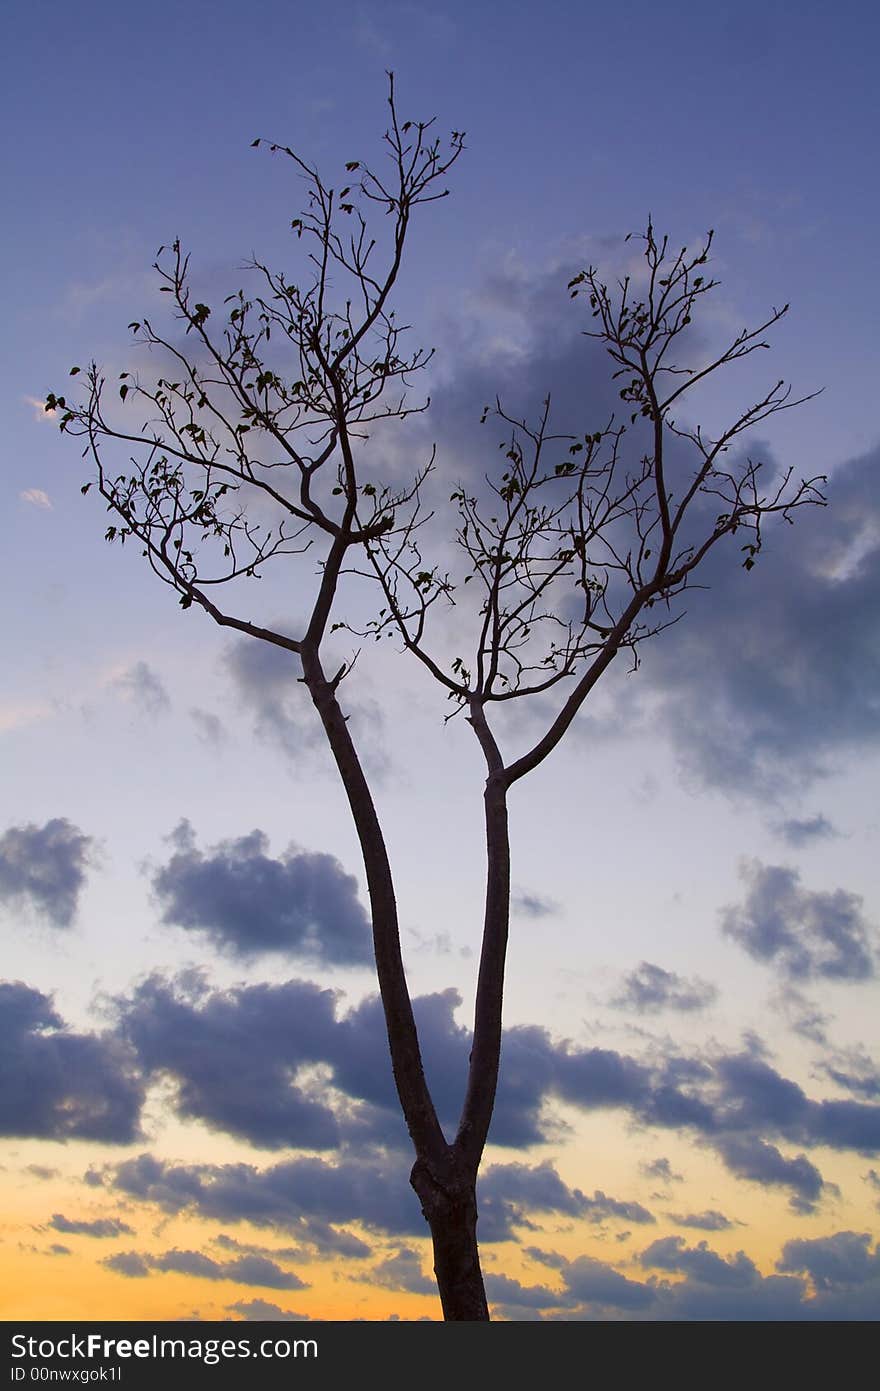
[
  {"left": 19, "top": 488, "right": 52, "bottom": 509},
  {"left": 24, "top": 396, "right": 56, "bottom": 423}
]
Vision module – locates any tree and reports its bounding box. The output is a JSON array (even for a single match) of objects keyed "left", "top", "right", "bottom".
[{"left": 47, "top": 76, "right": 825, "bottom": 1320}]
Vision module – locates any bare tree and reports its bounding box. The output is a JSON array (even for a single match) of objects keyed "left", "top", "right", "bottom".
[{"left": 47, "top": 77, "right": 825, "bottom": 1320}]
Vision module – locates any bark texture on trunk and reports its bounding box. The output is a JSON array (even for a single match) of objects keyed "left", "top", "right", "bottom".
[{"left": 411, "top": 1156, "right": 488, "bottom": 1321}]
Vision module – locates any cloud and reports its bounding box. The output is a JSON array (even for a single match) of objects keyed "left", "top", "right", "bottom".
[
  {"left": 150, "top": 821, "right": 373, "bottom": 965},
  {"left": 0, "top": 981, "right": 142, "bottom": 1143},
  {"left": 103, "top": 1247, "right": 308, "bottom": 1289},
  {"left": 226, "top": 1299, "right": 309, "bottom": 1321},
  {"left": 19, "top": 488, "right": 52, "bottom": 509},
  {"left": 213, "top": 1229, "right": 371, "bottom": 1263},
  {"left": 190, "top": 708, "right": 228, "bottom": 746},
  {"left": 773, "top": 815, "right": 838, "bottom": 847},
  {"left": 116, "top": 973, "right": 465, "bottom": 1153},
  {"left": 485, "top": 1271, "right": 562, "bottom": 1314},
  {"left": 108, "top": 1151, "right": 423, "bottom": 1239},
  {"left": 640, "top": 1235, "right": 758, "bottom": 1288},
  {"left": 611, "top": 961, "right": 717, "bottom": 1014},
  {"left": 363, "top": 1248, "right": 436, "bottom": 1296},
  {"left": 0, "top": 818, "right": 93, "bottom": 928},
  {"left": 777, "top": 1231, "right": 880, "bottom": 1292},
  {"left": 24, "top": 396, "right": 58, "bottom": 423},
  {"left": 103, "top": 1251, "right": 150, "bottom": 1278},
  {"left": 562, "top": 1254, "right": 655, "bottom": 1311},
  {"left": 429, "top": 251, "right": 880, "bottom": 800},
  {"left": 669, "top": 1210, "right": 736, "bottom": 1232},
  {"left": 634, "top": 445, "right": 880, "bottom": 798},
  {"left": 510, "top": 889, "right": 559, "bottom": 919},
  {"left": 113, "top": 661, "right": 170, "bottom": 717},
  {"left": 477, "top": 1161, "right": 654, "bottom": 1240},
  {"left": 109, "top": 970, "right": 880, "bottom": 1217},
  {"left": 510, "top": 1232, "right": 880, "bottom": 1319},
  {"left": 118, "top": 974, "right": 346, "bottom": 1150},
  {"left": 772, "top": 985, "right": 832, "bottom": 1045},
  {"left": 721, "top": 860, "right": 876, "bottom": 982},
  {"left": 711, "top": 1135, "right": 825, "bottom": 1215},
  {"left": 224, "top": 637, "right": 388, "bottom": 778},
  {"left": 49, "top": 1214, "right": 134, "bottom": 1238},
  {"left": 639, "top": 1157, "right": 683, "bottom": 1185},
  {"left": 820, "top": 1048, "right": 880, "bottom": 1101},
  {"left": 223, "top": 638, "right": 318, "bottom": 763}
]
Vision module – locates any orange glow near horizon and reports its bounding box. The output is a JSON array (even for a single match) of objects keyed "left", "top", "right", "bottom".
[{"left": 4, "top": 1110, "right": 878, "bottom": 1322}]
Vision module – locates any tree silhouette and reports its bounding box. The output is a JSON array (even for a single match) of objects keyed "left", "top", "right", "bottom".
[{"left": 47, "top": 76, "right": 825, "bottom": 1319}]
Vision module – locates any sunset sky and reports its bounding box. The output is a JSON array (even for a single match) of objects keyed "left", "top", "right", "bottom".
[{"left": 3, "top": 0, "right": 879, "bottom": 1320}]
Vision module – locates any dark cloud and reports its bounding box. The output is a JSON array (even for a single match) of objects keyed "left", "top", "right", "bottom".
[
  {"left": 117, "top": 973, "right": 470, "bottom": 1153},
  {"left": 214, "top": 1229, "right": 370, "bottom": 1262},
  {"left": 639, "top": 1157, "right": 683, "bottom": 1185},
  {"left": 103, "top": 1251, "right": 150, "bottom": 1278},
  {"left": 49, "top": 1214, "right": 134, "bottom": 1238},
  {"left": 332, "top": 987, "right": 470, "bottom": 1145},
  {"left": 721, "top": 860, "right": 876, "bottom": 982},
  {"left": 611, "top": 961, "right": 717, "bottom": 1014},
  {"left": 227, "top": 1299, "right": 309, "bottom": 1321},
  {"left": 477, "top": 1161, "right": 653, "bottom": 1241},
  {"left": 363, "top": 1247, "right": 436, "bottom": 1295},
  {"left": 523, "top": 1246, "right": 569, "bottom": 1271},
  {"left": 119, "top": 974, "right": 346, "bottom": 1150},
  {"left": 0, "top": 981, "right": 142, "bottom": 1143},
  {"left": 502, "top": 1233, "right": 880, "bottom": 1319},
  {"left": 114, "top": 661, "right": 170, "bottom": 717},
  {"left": 561, "top": 1254, "right": 655, "bottom": 1311},
  {"left": 109, "top": 1152, "right": 422, "bottom": 1239},
  {"left": 773, "top": 814, "right": 838, "bottom": 848},
  {"left": 633, "top": 446, "right": 880, "bottom": 798},
  {"left": 777, "top": 1231, "right": 880, "bottom": 1292},
  {"left": 485, "top": 1271, "right": 562, "bottom": 1314},
  {"left": 0, "top": 818, "right": 93, "bottom": 928},
  {"left": 432, "top": 252, "right": 880, "bottom": 799},
  {"left": 579, "top": 1191, "right": 655, "bottom": 1225},
  {"left": 640, "top": 1235, "right": 758, "bottom": 1288},
  {"left": 712, "top": 1135, "right": 825, "bottom": 1215},
  {"left": 669, "top": 1210, "right": 735, "bottom": 1232},
  {"left": 103, "top": 1246, "right": 307, "bottom": 1289},
  {"left": 150, "top": 821, "right": 373, "bottom": 965},
  {"left": 110, "top": 972, "right": 880, "bottom": 1217}
]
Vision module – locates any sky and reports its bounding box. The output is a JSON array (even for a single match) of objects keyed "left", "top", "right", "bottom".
[{"left": 2, "top": 0, "right": 879, "bottom": 1321}]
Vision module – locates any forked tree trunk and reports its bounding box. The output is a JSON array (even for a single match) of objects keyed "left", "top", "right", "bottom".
[
  {"left": 411, "top": 1157, "right": 488, "bottom": 1321},
  {"left": 305, "top": 656, "right": 505, "bottom": 1320}
]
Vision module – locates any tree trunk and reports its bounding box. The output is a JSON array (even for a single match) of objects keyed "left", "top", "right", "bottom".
[{"left": 411, "top": 1156, "right": 489, "bottom": 1320}]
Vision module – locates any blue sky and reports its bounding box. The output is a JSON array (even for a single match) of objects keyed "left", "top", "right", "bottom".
[{"left": 2, "top": 0, "right": 879, "bottom": 1320}]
